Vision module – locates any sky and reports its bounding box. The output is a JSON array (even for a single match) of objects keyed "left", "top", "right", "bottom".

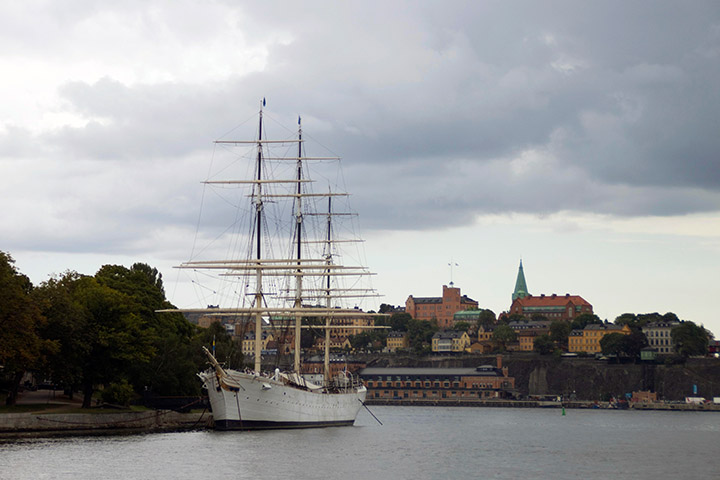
[{"left": 2, "top": 1, "right": 720, "bottom": 335}]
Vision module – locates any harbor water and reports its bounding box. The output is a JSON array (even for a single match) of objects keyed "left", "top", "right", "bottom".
[{"left": 2, "top": 406, "right": 719, "bottom": 479}]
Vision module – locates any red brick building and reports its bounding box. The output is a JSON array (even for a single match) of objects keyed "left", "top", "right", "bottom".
[
  {"left": 406, "top": 285, "right": 478, "bottom": 329},
  {"left": 360, "top": 356, "right": 515, "bottom": 401},
  {"left": 509, "top": 293, "right": 592, "bottom": 321}
]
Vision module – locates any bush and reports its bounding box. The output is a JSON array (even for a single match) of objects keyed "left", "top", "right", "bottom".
[{"left": 100, "top": 379, "right": 134, "bottom": 406}]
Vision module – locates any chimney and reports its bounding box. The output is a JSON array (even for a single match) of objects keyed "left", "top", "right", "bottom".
[{"left": 496, "top": 354, "right": 502, "bottom": 370}]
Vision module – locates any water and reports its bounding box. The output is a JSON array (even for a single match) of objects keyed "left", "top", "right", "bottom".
[{"left": 2, "top": 407, "right": 719, "bottom": 479}]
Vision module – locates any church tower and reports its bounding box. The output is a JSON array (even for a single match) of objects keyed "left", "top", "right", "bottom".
[{"left": 512, "top": 259, "right": 529, "bottom": 301}]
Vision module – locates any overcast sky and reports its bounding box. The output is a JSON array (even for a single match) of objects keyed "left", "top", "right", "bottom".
[{"left": 2, "top": 1, "right": 720, "bottom": 335}]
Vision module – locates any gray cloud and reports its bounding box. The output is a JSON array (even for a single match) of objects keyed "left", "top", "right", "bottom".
[{"left": 2, "top": 0, "right": 720, "bottom": 250}]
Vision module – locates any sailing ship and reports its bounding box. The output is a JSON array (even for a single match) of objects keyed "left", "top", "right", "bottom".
[{"left": 164, "top": 100, "right": 380, "bottom": 430}]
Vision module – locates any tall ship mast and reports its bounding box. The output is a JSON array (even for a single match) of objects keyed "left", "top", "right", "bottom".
[{"left": 162, "top": 100, "right": 381, "bottom": 430}]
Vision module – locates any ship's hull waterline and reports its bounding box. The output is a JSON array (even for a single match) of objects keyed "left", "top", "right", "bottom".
[{"left": 199, "top": 369, "right": 367, "bottom": 430}]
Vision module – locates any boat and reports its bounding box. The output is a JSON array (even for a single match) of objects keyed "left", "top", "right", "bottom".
[{"left": 162, "top": 100, "right": 380, "bottom": 430}]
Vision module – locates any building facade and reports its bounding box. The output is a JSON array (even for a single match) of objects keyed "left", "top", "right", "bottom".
[
  {"left": 568, "top": 323, "right": 632, "bottom": 354},
  {"left": 406, "top": 285, "right": 478, "bottom": 330},
  {"left": 431, "top": 331, "right": 471, "bottom": 353},
  {"left": 360, "top": 356, "right": 515, "bottom": 401},
  {"left": 641, "top": 321, "right": 679, "bottom": 355},
  {"left": 386, "top": 331, "right": 409, "bottom": 352},
  {"left": 509, "top": 293, "right": 593, "bottom": 321}
]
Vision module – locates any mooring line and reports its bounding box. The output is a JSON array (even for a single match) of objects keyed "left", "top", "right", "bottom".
[{"left": 358, "top": 399, "right": 383, "bottom": 425}]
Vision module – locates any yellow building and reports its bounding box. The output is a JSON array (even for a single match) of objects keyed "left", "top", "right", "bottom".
[
  {"left": 568, "top": 323, "right": 631, "bottom": 354},
  {"left": 241, "top": 332, "right": 274, "bottom": 357},
  {"left": 386, "top": 331, "right": 409, "bottom": 352},
  {"left": 432, "top": 331, "right": 471, "bottom": 353}
]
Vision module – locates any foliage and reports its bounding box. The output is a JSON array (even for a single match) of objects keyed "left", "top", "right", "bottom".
[
  {"left": 614, "top": 312, "right": 679, "bottom": 333},
  {"left": 492, "top": 324, "right": 517, "bottom": 351},
  {"left": 570, "top": 313, "right": 602, "bottom": 331},
  {"left": 533, "top": 334, "right": 555, "bottom": 355},
  {"left": 600, "top": 332, "right": 648, "bottom": 358},
  {"left": 407, "top": 319, "right": 439, "bottom": 353},
  {"left": 500, "top": 313, "right": 525, "bottom": 325},
  {"left": 476, "top": 309, "right": 496, "bottom": 328},
  {"left": 453, "top": 321, "right": 471, "bottom": 332},
  {"left": 0, "top": 251, "right": 50, "bottom": 405},
  {"left": 101, "top": 379, "right": 135, "bottom": 406},
  {"left": 672, "top": 321, "right": 709, "bottom": 357},
  {"left": 549, "top": 320, "right": 571, "bottom": 349}
]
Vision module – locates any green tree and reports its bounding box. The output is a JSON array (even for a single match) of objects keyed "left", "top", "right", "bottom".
[
  {"left": 33, "top": 271, "right": 87, "bottom": 397},
  {"left": 407, "top": 319, "right": 439, "bottom": 353},
  {"left": 500, "top": 313, "right": 525, "bottom": 325},
  {"left": 570, "top": 313, "right": 602, "bottom": 331},
  {"left": 492, "top": 324, "right": 517, "bottom": 351},
  {"left": 600, "top": 332, "right": 626, "bottom": 356},
  {"left": 0, "top": 252, "right": 50, "bottom": 405},
  {"left": 672, "top": 321, "right": 709, "bottom": 357},
  {"left": 533, "top": 334, "right": 555, "bottom": 355},
  {"left": 476, "top": 309, "right": 496, "bottom": 329},
  {"left": 454, "top": 321, "right": 471, "bottom": 332},
  {"left": 193, "top": 321, "right": 243, "bottom": 370},
  {"left": 549, "top": 320, "right": 571, "bottom": 350},
  {"left": 72, "top": 275, "right": 153, "bottom": 407}
]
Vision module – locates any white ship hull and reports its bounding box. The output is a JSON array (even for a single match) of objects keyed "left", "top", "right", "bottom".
[{"left": 199, "top": 368, "right": 367, "bottom": 430}]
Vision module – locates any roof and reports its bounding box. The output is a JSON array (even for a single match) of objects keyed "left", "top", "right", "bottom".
[
  {"left": 512, "top": 259, "right": 529, "bottom": 301},
  {"left": 411, "top": 297, "right": 442, "bottom": 304},
  {"left": 360, "top": 366, "right": 502, "bottom": 377},
  {"left": 432, "top": 331, "right": 466, "bottom": 339},
  {"left": 515, "top": 293, "right": 591, "bottom": 307},
  {"left": 584, "top": 322, "right": 628, "bottom": 332}
]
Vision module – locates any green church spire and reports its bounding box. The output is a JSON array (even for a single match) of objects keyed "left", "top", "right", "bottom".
[{"left": 512, "top": 259, "right": 529, "bottom": 301}]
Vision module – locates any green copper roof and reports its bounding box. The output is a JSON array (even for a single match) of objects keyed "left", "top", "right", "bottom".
[{"left": 512, "top": 259, "right": 529, "bottom": 301}]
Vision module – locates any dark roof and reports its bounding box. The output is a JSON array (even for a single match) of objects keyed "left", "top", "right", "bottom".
[
  {"left": 412, "top": 297, "right": 442, "bottom": 304},
  {"left": 360, "top": 366, "right": 502, "bottom": 377}
]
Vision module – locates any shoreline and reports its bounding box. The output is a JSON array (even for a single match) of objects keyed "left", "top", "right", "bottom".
[
  {"left": 364, "top": 398, "right": 720, "bottom": 411},
  {"left": 0, "top": 410, "right": 211, "bottom": 440}
]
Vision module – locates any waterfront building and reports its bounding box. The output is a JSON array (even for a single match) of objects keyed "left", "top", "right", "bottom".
[
  {"left": 568, "top": 322, "right": 631, "bottom": 354},
  {"left": 431, "top": 330, "right": 471, "bottom": 353},
  {"left": 642, "top": 321, "right": 679, "bottom": 355},
  {"left": 360, "top": 356, "right": 515, "bottom": 401},
  {"left": 406, "top": 285, "right": 478, "bottom": 330},
  {"left": 386, "top": 331, "right": 409, "bottom": 352}
]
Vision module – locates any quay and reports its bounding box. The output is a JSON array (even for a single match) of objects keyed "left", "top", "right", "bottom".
[
  {"left": 0, "top": 389, "right": 211, "bottom": 439},
  {"left": 364, "top": 398, "right": 720, "bottom": 411},
  {"left": 0, "top": 410, "right": 211, "bottom": 439}
]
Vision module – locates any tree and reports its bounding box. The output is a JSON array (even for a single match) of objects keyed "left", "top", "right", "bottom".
[
  {"left": 454, "top": 321, "right": 471, "bottom": 332},
  {"left": 476, "top": 309, "right": 496, "bottom": 329},
  {"left": 492, "top": 324, "right": 517, "bottom": 351},
  {"left": 570, "top": 313, "right": 602, "bottom": 331},
  {"left": 407, "top": 319, "right": 438, "bottom": 353},
  {"left": 600, "top": 331, "right": 648, "bottom": 359},
  {"left": 71, "top": 275, "right": 153, "bottom": 408},
  {"left": 549, "top": 320, "right": 571, "bottom": 350},
  {"left": 0, "top": 252, "right": 49, "bottom": 405},
  {"left": 533, "top": 334, "right": 555, "bottom": 355},
  {"left": 600, "top": 333, "right": 626, "bottom": 356},
  {"left": 500, "top": 313, "right": 525, "bottom": 325},
  {"left": 672, "top": 321, "right": 709, "bottom": 357},
  {"left": 33, "top": 271, "right": 87, "bottom": 397}
]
